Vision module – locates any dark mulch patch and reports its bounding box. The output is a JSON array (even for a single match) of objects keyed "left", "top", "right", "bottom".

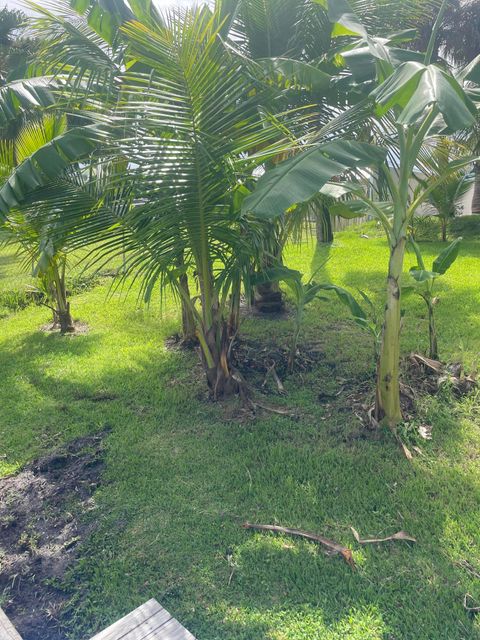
[
  {"left": 164, "top": 332, "right": 198, "bottom": 351},
  {"left": 0, "top": 431, "right": 108, "bottom": 640},
  {"left": 232, "top": 337, "right": 326, "bottom": 380}
]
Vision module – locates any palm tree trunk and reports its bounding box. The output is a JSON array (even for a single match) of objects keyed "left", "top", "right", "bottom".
[
  {"left": 472, "top": 163, "right": 480, "bottom": 214},
  {"left": 254, "top": 279, "right": 284, "bottom": 314},
  {"left": 441, "top": 217, "right": 447, "bottom": 242},
  {"left": 179, "top": 272, "right": 196, "bottom": 343},
  {"left": 253, "top": 221, "right": 285, "bottom": 314},
  {"left": 196, "top": 267, "right": 241, "bottom": 399},
  {"left": 375, "top": 237, "right": 406, "bottom": 426},
  {"left": 200, "top": 316, "right": 239, "bottom": 398},
  {"left": 52, "top": 261, "right": 74, "bottom": 334},
  {"left": 316, "top": 203, "right": 333, "bottom": 244},
  {"left": 254, "top": 249, "right": 285, "bottom": 315}
]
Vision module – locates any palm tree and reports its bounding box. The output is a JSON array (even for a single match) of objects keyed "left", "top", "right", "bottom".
[
  {"left": 414, "top": 0, "right": 480, "bottom": 65},
  {"left": 0, "top": 114, "right": 77, "bottom": 332},
  {"left": 397, "top": 0, "right": 480, "bottom": 217},
  {"left": 111, "top": 9, "right": 299, "bottom": 395},
  {"left": 459, "top": 124, "right": 480, "bottom": 214},
  {"left": 0, "top": 114, "right": 96, "bottom": 332},
  {"left": 215, "top": 0, "right": 336, "bottom": 312},
  {"left": 419, "top": 139, "right": 474, "bottom": 241},
  {"left": 0, "top": 7, "right": 36, "bottom": 84},
  {"left": 8, "top": 2, "right": 298, "bottom": 394}
]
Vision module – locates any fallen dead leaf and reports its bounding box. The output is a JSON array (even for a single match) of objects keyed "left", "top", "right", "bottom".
[
  {"left": 262, "top": 361, "right": 286, "bottom": 395},
  {"left": 252, "top": 401, "right": 296, "bottom": 416},
  {"left": 456, "top": 560, "right": 480, "bottom": 580},
  {"left": 418, "top": 424, "right": 433, "bottom": 440},
  {"left": 367, "top": 406, "right": 379, "bottom": 429},
  {"left": 351, "top": 527, "right": 416, "bottom": 544},
  {"left": 243, "top": 522, "right": 355, "bottom": 569},
  {"left": 410, "top": 353, "right": 444, "bottom": 374},
  {"left": 401, "top": 441, "right": 414, "bottom": 460}
]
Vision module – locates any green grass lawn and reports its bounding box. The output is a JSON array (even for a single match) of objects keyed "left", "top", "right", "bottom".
[{"left": 1, "top": 226, "right": 479, "bottom": 639}]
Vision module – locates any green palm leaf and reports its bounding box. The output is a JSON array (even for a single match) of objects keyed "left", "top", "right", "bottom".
[{"left": 0, "top": 125, "right": 102, "bottom": 216}]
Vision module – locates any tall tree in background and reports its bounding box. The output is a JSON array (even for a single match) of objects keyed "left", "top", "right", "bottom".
[
  {"left": 0, "top": 7, "right": 36, "bottom": 84},
  {"left": 216, "top": 0, "right": 337, "bottom": 312},
  {"left": 420, "top": 139, "right": 474, "bottom": 240},
  {"left": 414, "top": 0, "right": 480, "bottom": 65},
  {"left": 415, "top": 0, "right": 480, "bottom": 214}
]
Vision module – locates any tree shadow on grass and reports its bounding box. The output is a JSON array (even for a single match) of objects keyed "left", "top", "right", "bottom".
[
  {"left": 1, "top": 317, "right": 480, "bottom": 640},
  {"left": 310, "top": 242, "right": 333, "bottom": 279},
  {"left": 0, "top": 253, "right": 17, "bottom": 268}
]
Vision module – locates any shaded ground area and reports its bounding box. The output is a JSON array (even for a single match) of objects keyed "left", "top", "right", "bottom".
[{"left": 0, "top": 432, "right": 108, "bottom": 640}]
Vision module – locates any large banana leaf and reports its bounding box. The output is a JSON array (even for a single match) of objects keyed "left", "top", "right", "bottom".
[
  {"left": 314, "top": 0, "right": 367, "bottom": 39},
  {"left": 460, "top": 53, "right": 480, "bottom": 84},
  {"left": 432, "top": 237, "right": 462, "bottom": 275},
  {"left": 330, "top": 199, "right": 392, "bottom": 219},
  {"left": 242, "top": 140, "right": 386, "bottom": 218},
  {"left": 0, "top": 78, "right": 57, "bottom": 125},
  {"left": 371, "top": 62, "right": 477, "bottom": 130},
  {"left": 342, "top": 43, "right": 424, "bottom": 84}
]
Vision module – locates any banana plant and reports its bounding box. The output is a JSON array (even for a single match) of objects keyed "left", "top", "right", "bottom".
[
  {"left": 326, "top": 286, "right": 383, "bottom": 360},
  {"left": 408, "top": 237, "right": 462, "bottom": 360},
  {"left": 283, "top": 271, "right": 328, "bottom": 373},
  {"left": 253, "top": 264, "right": 368, "bottom": 372},
  {"left": 243, "top": 0, "right": 478, "bottom": 425}
]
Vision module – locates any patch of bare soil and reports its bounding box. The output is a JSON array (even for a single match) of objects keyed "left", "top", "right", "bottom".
[
  {"left": 0, "top": 432, "right": 108, "bottom": 640},
  {"left": 39, "top": 321, "right": 89, "bottom": 336}
]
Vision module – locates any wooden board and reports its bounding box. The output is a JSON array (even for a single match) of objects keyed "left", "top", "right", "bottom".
[
  {"left": 0, "top": 609, "right": 22, "bottom": 640},
  {"left": 89, "top": 599, "right": 196, "bottom": 640}
]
